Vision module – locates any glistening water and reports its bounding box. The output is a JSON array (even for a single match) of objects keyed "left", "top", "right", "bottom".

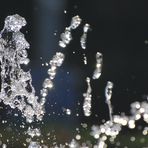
[{"left": 0, "top": 4, "right": 148, "bottom": 148}]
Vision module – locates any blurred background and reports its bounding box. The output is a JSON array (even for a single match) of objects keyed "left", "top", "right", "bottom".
[{"left": 0, "top": 0, "right": 148, "bottom": 147}]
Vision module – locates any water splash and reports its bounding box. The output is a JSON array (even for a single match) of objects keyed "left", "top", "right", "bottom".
[
  {"left": 0, "top": 14, "right": 148, "bottom": 148},
  {"left": 0, "top": 14, "right": 44, "bottom": 123},
  {"left": 40, "top": 52, "right": 65, "bottom": 106}
]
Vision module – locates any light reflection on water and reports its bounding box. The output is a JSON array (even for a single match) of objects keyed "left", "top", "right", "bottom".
[{"left": 2, "top": 0, "right": 147, "bottom": 147}]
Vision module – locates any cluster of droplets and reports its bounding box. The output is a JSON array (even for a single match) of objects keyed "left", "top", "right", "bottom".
[
  {"left": 47, "top": 52, "right": 65, "bottom": 79},
  {"left": 91, "top": 121, "right": 122, "bottom": 139},
  {"left": 59, "top": 15, "right": 82, "bottom": 48},
  {"left": 40, "top": 15, "right": 82, "bottom": 118},
  {"left": 130, "top": 101, "right": 148, "bottom": 123},
  {"left": 40, "top": 52, "right": 65, "bottom": 106},
  {"left": 26, "top": 127, "right": 41, "bottom": 138},
  {"left": 90, "top": 81, "right": 148, "bottom": 147},
  {"left": 90, "top": 81, "right": 122, "bottom": 147},
  {"left": 0, "top": 14, "right": 44, "bottom": 123},
  {"left": 83, "top": 77, "right": 92, "bottom": 117},
  {"left": 3, "top": 14, "right": 26, "bottom": 32},
  {"left": 113, "top": 101, "right": 148, "bottom": 129}
]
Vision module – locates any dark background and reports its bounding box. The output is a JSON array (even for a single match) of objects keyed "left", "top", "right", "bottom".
[{"left": 0, "top": 0, "right": 148, "bottom": 147}]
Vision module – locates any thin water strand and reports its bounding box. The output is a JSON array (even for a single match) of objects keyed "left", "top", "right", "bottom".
[
  {"left": 83, "top": 77, "right": 92, "bottom": 116},
  {"left": 105, "top": 81, "right": 113, "bottom": 122},
  {"left": 80, "top": 24, "right": 90, "bottom": 65},
  {"left": 93, "top": 52, "right": 103, "bottom": 79},
  {"left": 80, "top": 24, "right": 90, "bottom": 49}
]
